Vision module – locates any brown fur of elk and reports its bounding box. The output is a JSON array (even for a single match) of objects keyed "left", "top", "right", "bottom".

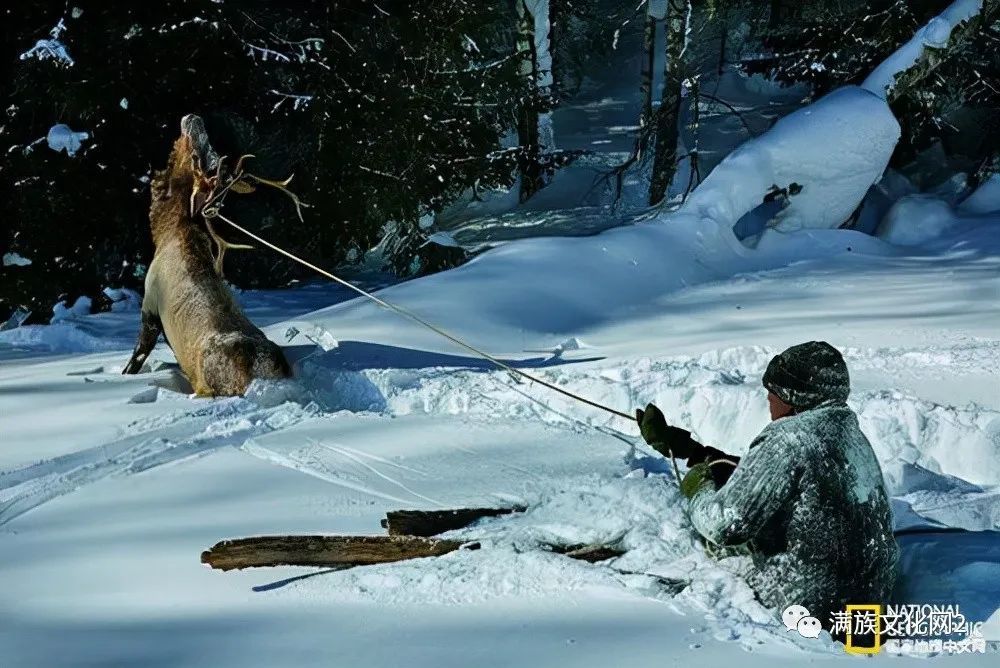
[{"left": 122, "top": 115, "right": 290, "bottom": 396}]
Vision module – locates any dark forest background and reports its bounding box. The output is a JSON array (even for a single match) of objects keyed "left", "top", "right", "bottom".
[{"left": 2, "top": 0, "right": 997, "bottom": 324}]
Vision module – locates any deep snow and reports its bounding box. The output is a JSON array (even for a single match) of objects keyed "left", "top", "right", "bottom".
[
  {"left": 3, "top": 8, "right": 999, "bottom": 660},
  {"left": 2, "top": 203, "right": 998, "bottom": 665}
]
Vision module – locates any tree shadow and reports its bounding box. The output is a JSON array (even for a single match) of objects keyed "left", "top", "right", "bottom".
[{"left": 299, "top": 340, "right": 604, "bottom": 373}]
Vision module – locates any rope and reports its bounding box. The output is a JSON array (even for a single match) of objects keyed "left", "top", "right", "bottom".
[
  {"left": 198, "top": 158, "right": 715, "bottom": 554},
  {"left": 210, "top": 211, "right": 636, "bottom": 423},
  {"left": 210, "top": 209, "right": 693, "bottom": 492}
]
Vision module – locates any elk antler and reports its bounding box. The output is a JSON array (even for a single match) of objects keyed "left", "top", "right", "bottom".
[
  {"left": 195, "top": 154, "right": 309, "bottom": 276},
  {"left": 204, "top": 217, "right": 255, "bottom": 278},
  {"left": 224, "top": 155, "right": 311, "bottom": 222}
]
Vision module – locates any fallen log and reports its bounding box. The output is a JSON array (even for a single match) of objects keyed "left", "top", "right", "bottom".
[
  {"left": 201, "top": 535, "right": 626, "bottom": 571},
  {"left": 201, "top": 535, "right": 477, "bottom": 571},
  {"left": 555, "top": 543, "right": 626, "bottom": 563},
  {"left": 381, "top": 506, "right": 526, "bottom": 537}
]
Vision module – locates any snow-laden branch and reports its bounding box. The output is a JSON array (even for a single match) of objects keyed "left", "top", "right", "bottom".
[
  {"left": 19, "top": 19, "right": 74, "bottom": 66},
  {"left": 862, "top": 0, "right": 984, "bottom": 99},
  {"left": 268, "top": 90, "right": 313, "bottom": 112}
]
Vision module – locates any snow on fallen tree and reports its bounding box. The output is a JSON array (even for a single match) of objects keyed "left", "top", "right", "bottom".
[
  {"left": 676, "top": 0, "right": 988, "bottom": 241},
  {"left": 676, "top": 86, "right": 900, "bottom": 237},
  {"left": 862, "top": 0, "right": 986, "bottom": 100}
]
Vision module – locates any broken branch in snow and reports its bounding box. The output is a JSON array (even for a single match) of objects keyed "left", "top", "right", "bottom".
[
  {"left": 381, "top": 506, "right": 527, "bottom": 536},
  {"left": 550, "top": 543, "right": 627, "bottom": 562},
  {"left": 201, "top": 535, "right": 475, "bottom": 571}
]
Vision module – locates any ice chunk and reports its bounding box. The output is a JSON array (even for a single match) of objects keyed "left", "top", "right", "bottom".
[
  {"left": 283, "top": 324, "right": 338, "bottom": 351},
  {"left": 128, "top": 387, "right": 160, "bottom": 404},
  {"left": 0, "top": 308, "right": 32, "bottom": 332}
]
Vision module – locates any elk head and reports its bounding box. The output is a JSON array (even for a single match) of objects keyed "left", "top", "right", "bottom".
[
  {"left": 180, "top": 114, "right": 223, "bottom": 219},
  {"left": 151, "top": 114, "right": 309, "bottom": 275}
]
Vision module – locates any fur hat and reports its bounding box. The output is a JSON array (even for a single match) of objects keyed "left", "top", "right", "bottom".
[{"left": 762, "top": 341, "right": 850, "bottom": 410}]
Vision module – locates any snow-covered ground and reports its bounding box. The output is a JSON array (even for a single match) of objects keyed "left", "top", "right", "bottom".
[
  {"left": 3, "top": 3, "right": 998, "bottom": 660},
  {"left": 2, "top": 197, "right": 998, "bottom": 665}
]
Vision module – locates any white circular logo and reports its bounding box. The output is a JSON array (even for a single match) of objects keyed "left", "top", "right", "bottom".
[
  {"left": 782, "top": 604, "right": 810, "bottom": 631},
  {"left": 797, "top": 616, "right": 823, "bottom": 639}
]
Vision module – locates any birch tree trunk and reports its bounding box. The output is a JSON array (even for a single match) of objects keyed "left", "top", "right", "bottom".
[{"left": 648, "top": 0, "right": 690, "bottom": 206}]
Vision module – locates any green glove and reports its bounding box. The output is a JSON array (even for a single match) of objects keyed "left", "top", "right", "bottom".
[
  {"left": 635, "top": 403, "right": 698, "bottom": 460},
  {"left": 680, "top": 462, "right": 713, "bottom": 499}
]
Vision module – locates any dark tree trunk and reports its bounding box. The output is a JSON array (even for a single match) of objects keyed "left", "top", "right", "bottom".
[
  {"left": 638, "top": 13, "right": 657, "bottom": 160},
  {"left": 648, "top": 0, "right": 689, "bottom": 206},
  {"left": 717, "top": 21, "right": 728, "bottom": 75},
  {"left": 516, "top": 0, "right": 544, "bottom": 203}
]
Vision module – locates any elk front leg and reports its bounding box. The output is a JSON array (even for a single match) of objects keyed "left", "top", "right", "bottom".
[{"left": 122, "top": 311, "right": 162, "bottom": 374}]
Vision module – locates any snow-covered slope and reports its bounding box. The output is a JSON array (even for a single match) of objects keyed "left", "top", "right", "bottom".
[{"left": 2, "top": 201, "right": 998, "bottom": 665}]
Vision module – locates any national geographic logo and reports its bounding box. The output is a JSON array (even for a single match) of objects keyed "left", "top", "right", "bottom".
[{"left": 784, "top": 603, "right": 987, "bottom": 655}]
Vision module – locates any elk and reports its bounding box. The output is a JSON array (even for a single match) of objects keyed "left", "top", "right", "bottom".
[{"left": 122, "top": 115, "right": 291, "bottom": 396}]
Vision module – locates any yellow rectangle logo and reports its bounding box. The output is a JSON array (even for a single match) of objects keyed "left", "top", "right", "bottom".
[{"left": 845, "top": 604, "right": 882, "bottom": 655}]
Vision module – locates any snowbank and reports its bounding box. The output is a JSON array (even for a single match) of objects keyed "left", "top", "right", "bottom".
[{"left": 0, "top": 321, "right": 126, "bottom": 353}]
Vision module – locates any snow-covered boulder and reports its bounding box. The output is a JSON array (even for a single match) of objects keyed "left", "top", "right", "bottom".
[
  {"left": 679, "top": 86, "right": 900, "bottom": 236},
  {"left": 959, "top": 174, "right": 1000, "bottom": 214},
  {"left": 877, "top": 195, "right": 958, "bottom": 246}
]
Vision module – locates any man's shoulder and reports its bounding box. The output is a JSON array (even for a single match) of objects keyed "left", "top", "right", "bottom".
[{"left": 753, "top": 403, "right": 857, "bottom": 445}]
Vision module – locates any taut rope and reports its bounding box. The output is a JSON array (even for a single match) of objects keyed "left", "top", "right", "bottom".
[
  {"left": 206, "top": 209, "right": 636, "bottom": 423},
  {"left": 202, "top": 183, "right": 695, "bottom": 491}
]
